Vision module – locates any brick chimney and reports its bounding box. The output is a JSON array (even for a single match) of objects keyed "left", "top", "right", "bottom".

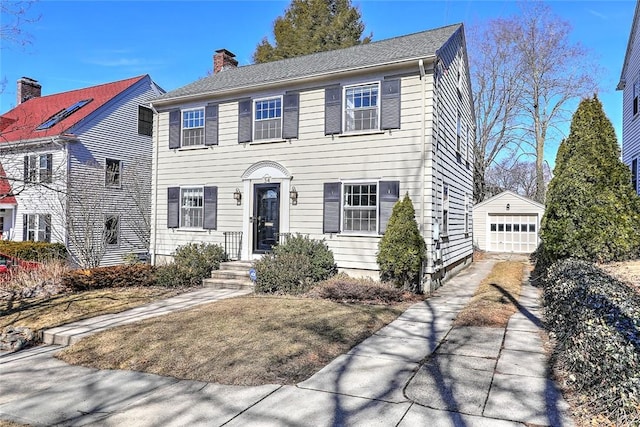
[
  {"left": 17, "top": 77, "right": 41, "bottom": 104},
  {"left": 213, "top": 49, "right": 238, "bottom": 74}
]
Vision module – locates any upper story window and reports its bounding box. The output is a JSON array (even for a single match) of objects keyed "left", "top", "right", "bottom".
[
  {"left": 343, "top": 183, "right": 377, "bottom": 233},
  {"left": 24, "top": 154, "right": 52, "bottom": 184},
  {"left": 456, "top": 110, "right": 462, "bottom": 153},
  {"left": 180, "top": 187, "right": 204, "bottom": 228},
  {"left": 138, "top": 106, "right": 153, "bottom": 136},
  {"left": 254, "top": 97, "right": 282, "bottom": 140},
  {"left": 105, "top": 158, "right": 122, "bottom": 188},
  {"left": 344, "top": 83, "right": 379, "bottom": 132},
  {"left": 182, "top": 108, "right": 205, "bottom": 147},
  {"left": 634, "top": 78, "right": 640, "bottom": 117}
]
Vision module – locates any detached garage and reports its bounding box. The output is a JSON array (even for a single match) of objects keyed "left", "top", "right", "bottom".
[{"left": 473, "top": 191, "right": 545, "bottom": 253}]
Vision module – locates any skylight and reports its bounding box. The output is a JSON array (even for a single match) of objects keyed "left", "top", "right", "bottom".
[{"left": 36, "top": 98, "right": 93, "bottom": 131}]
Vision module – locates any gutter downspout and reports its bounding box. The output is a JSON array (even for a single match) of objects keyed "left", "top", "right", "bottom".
[
  {"left": 149, "top": 103, "right": 160, "bottom": 265},
  {"left": 419, "top": 59, "right": 427, "bottom": 293}
]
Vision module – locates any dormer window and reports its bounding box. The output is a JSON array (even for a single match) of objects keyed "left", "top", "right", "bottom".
[{"left": 36, "top": 99, "right": 92, "bottom": 130}]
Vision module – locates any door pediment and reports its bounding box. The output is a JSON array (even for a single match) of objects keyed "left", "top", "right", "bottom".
[{"left": 242, "top": 161, "right": 291, "bottom": 181}]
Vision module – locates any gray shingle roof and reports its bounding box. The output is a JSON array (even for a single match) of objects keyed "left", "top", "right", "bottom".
[{"left": 155, "top": 23, "right": 462, "bottom": 103}]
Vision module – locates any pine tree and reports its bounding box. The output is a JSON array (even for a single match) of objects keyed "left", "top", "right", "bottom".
[
  {"left": 540, "top": 96, "right": 640, "bottom": 263},
  {"left": 377, "top": 194, "right": 426, "bottom": 292},
  {"left": 252, "top": 0, "right": 371, "bottom": 64}
]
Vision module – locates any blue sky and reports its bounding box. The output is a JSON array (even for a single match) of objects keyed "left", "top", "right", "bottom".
[{"left": 0, "top": 0, "right": 635, "bottom": 165}]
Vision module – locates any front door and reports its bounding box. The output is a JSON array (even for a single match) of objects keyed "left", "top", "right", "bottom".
[{"left": 253, "top": 183, "right": 280, "bottom": 253}]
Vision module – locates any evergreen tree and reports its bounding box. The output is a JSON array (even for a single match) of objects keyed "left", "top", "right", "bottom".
[
  {"left": 253, "top": 0, "right": 371, "bottom": 64},
  {"left": 540, "top": 96, "right": 640, "bottom": 263},
  {"left": 377, "top": 194, "right": 426, "bottom": 292}
]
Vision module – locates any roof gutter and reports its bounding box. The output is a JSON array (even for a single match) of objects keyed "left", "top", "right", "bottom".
[
  {"left": 0, "top": 134, "right": 78, "bottom": 151},
  {"left": 152, "top": 55, "right": 437, "bottom": 107}
]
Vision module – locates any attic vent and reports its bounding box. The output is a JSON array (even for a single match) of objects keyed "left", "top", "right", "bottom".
[{"left": 36, "top": 98, "right": 93, "bottom": 131}]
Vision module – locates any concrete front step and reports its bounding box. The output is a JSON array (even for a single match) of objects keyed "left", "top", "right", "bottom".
[
  {"left": 202, "top": 277, "right": 254, "bottom": 290},
  {"left": 219, "top": 261, "right": 254, "bottom": 272}
]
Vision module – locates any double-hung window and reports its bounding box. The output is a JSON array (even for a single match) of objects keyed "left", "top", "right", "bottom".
[
  {"left": 24, "top": 154, "right": 52, "bottom": 184},
  {"left": 105, "top": 158, "right": 122, "bottom": 188},
  {"left": 254, "top": 97, "right": 282, "bottom": 140},
  {"left": 442, "top": 184, "right": 449, "bottom": 235},
  {"left": 180, "top": 187, "right": 204, "bottom": 228},
  {"left": 634, "top": 77, "right": 640, "bottom": 117},
  {"left": 182, "top": 108, "right": 205, "bottom": 147},
  {"left": 344, "top": 83, "right": 379, "bottom": 132},
  {"left": 23, "top": 214, "right": 51, "bottom": 242},
  {"left": 104, "top": 215, "right": 119, "bottom": 245},
  {"left": 343, "top": 183, "right": 377, "bottom": 233},
  {"left": 138, "top": 106, "right": 153, "bottom": 136},
  {"left": 633, "top": 158, "right": 638, "bottom": 194}
]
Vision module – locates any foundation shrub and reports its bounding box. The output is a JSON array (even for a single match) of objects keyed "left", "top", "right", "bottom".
[
  {"left": 309, "top": 273, "right": 408, "bottom": 304},
  {"left": 62, "top": 264, "right": 155, "bottom": 291},
  {"left": 254, "top": 252, "right": 312, "bottom": 294},
  {"left": 154, "top": 243, "right": 226, "bottom": 288},
  {"left": 273, "top": 234, "right": 337, "bottom": 282},
  {"left": 541, "top": 259, "right": 640, "bottom": 423}
]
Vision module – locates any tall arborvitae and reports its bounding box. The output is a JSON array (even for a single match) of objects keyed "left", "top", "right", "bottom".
[
  {"left": 540, "top": 96, "right": 640, "bottom": 263},
  {"left": 377, "top": 194, "right": 426, "bottom": 292},
  {"left": 252, "top": 0, "right": 371, "bottom": 64}
]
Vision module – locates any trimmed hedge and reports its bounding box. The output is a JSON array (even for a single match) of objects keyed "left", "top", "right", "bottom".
[
  {"left": 254, "top": 234, "right": 337, "bottom": 294},
  {"left": 0, "top": 241, "right": 67, "bottom": 262},
  {"left": 62, "top": 264, "right": 155, "bottom": 291},
  {"left": 541, "top": 259, "right": 640, "bottom": 422}
]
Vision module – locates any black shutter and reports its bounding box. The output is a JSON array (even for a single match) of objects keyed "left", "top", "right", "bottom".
[
  {"left": 203, "top": 186, "right": 218, "bottom": 230},
  {"left": 45, "top": 154, "right": 53, "bottom": 183},
  {"left": 381, "top": 79, "right": 401, "bottom": 130},
  {"left": 238, "top": 99, "right": 252, "bottom": 143},
  {"left": 204, "top": 104, "right": 219, "bottom": 146},
  {"left": 167, "top": 187, "right": 180, "bottom": 228},
  {"left": 324, "top": 87, "right": 342, "bottom": 135},
  {"left": 169, "top": 110, "right": 181, "bottom": 149},
  {"left": 23, "top": 156, "right": 29, "bottom": 182},
  {"left": 22, "top": 214, "right": 27, "bottom": 241},
  {"left": 323, "top": 182, "right": 341, "bottom": 233},
  {"left": 282, "top": 93, "right": 300, "bottom": 139},
  {"left": 44, "top": 214, "right": 51, "bottom": 243},
  {"left": 379, "top": 181, "right": 400, "bottom": 234}
]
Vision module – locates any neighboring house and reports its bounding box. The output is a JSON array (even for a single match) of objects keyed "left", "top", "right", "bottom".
[
  {"left": 473, "top": 191, "right": 544, "bottom": 254},
  {"left": 150, "top": 24, "right": 475, "bottom": 291},
  {"left": 0, "top": 75, "right": 164, "bottom": 267},
  {"left": 619, "top": 0, "right": 640, "bottom": 195}
]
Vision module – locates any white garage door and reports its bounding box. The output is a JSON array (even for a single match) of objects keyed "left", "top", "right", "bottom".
[{"left": 488, "top": 214, "right": 539, "bottom": 253}]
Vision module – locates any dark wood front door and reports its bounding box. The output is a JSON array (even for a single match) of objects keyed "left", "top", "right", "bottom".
[{"left": 253, "top": 183, "right": 280, "bottom": 253}]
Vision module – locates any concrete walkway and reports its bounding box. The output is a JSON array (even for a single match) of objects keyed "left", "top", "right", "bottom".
[{"left": 0, "top": 258, "right": 574, "bottom": 426}]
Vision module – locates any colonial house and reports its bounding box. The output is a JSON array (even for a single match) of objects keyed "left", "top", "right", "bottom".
[
  {"left": 0, "top": 75, "right": 164, "bottom": 267},
  {"left": 150, "top": 24, "right": 475, "bottom": 291},
  {"left": 619, "top": 0, "right": 640, "bottom": 195}
]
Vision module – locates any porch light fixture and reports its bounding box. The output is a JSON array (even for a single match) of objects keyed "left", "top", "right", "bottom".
[
  {"left": 290, "top": 186, "right": 298, "bottom": 205},
  {"left": 233, "top": 188, "right": 242, "bottom": 205}
]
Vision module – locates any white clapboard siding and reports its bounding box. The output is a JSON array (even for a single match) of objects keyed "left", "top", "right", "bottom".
[
  {"left": 621, "top": 5, "right": 640, "bottom": 195},
  {"left": 67, "top": 76, "right": 160, "bottom": 266}
]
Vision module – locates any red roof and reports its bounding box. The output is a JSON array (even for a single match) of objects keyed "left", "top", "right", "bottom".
[
  {"left": 0, "top": 162, "right": 17, "bottom": 205},
  {"left": 0, "top": 75, "right": 147, "bottom": 143}
]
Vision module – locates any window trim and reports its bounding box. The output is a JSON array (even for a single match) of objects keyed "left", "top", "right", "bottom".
[
  {"left": 181, "top": 107, "right": 206, "bottom": 147},
  {"left": 179, "top": 186, "right": 205, "bottom": 229},
  {"left": 105, "top": 158, "right": 122, "bottom": 188},
  {"left": 341, "top": 180, "right": 379, "bottom": 235},
  {"left": 138, "top": 105, "right": 153, "bottom": 136},
  {"left": 104, "top": 214, "right": 120, "bottom": 246},
  {"left": 253, "top": 95, "right": 283, "bottom": 142},
  {"left": 634, "top": 77, "right": 640, "bottom": 117},
  {"left": 343, "top": 81, "right": 381, "bottom": 134}
]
